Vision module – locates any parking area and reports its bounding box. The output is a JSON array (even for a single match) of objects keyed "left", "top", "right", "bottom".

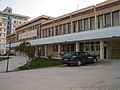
[{"left": 0, "top": 59, "right": 120, "bottom": 90}]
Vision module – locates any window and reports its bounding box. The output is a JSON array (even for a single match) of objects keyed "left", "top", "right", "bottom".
[
  {"left": 42, "top": 29, "right": 45, "bottom": 37},
  {"left": 73, "top": 21, "right": 77, "bottom": 32},
  {"left": 86, "top": 43, "right": 89, "bottom": 51},
  {"left": 14, "top": 20, "right": 16, "bottom": 23},
  {"left": 105, "top": 13, "right": 111, "bottom": 27},
  {"left": 68, "top": 23, "right": 71, "bottom": 33},
  {"left": 90, "top": 17, "right": 95, "bottom": 30},
  {"left": 112, "top": 11, "right": 119, "bottom": 26},
  {"left": 51, "top": 27, "right": 54, "bottom": 36},
  {"left": 98, "top": 15, "right": 103, "bottom": 29},
  {"left": 48, "top": 28, "right": 51, "bottom": 37},
  {"left": 63, "top": 24, "right": 66, "bottom": 34},
  {"left": 59, "top": 25, "right": 62, "bottom": 35},
  {"left": 0, "top": 28, "right": 2, "bottom": 31},
  {"left": 53, "top": 45, "right": 58, "bottom": 52},
  {"left": 0, "top": 23, "right": 2, "bottom": 26},
  {"left": 91, "top": 44, "right": 95, "bottom": 51},
  {"left": 96, "top": 42, "right": 100, "bottom": 51},
  {"left": 78, "top": 20, "right": 82, "bottom": 31},
  {"left": 55, "top": 26, "right": 58, "bottom": 35},
  {"left": 84, "top": 18, "right": 89, "bottom": 30},
  {"left": 45, "top": 29, "right": 47, "bottom": 37},
  {"left": 19, "top": 21, "right": 22, "bottom": 24}
]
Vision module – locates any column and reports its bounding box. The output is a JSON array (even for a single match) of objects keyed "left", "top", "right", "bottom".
[
  {"left": 100, "top": 40, "right": 104, "bottom": 59},
  {"left": 44, "top": 45, "right": 47, "bottom": 57},
  {"left": 70, "top": 14, "right": 73, "bottom": 33},
  {"left": 76, "top": 21, "right": 79, "bottom": 32},
  {"left": 95, "top": 15, "right": 97, "bottom": 30},
  {"left": 94, "top": 6, "right": 97, "bottom": 30},
  {"left": 103, "top": 14, "right": 105, "bottom": 28},
  {"left": 119, "top": 11, "right": 120, "bottom": 25},
  {"left": 58, "top": 44, "right": 61, "bottom": 57},
  {"left": 76, "top": 42, "right": 80, "bottom": 52},
  {"left": 35, "top": 46, "right": 38, "bottom": 57},
  {"left": 88, "top": 18, "right": 90, "bottom": 30},
  {"left": 111, "top": 12, "right": 112, "bottom": 26},
  {"left": 82, "top": 20, "right": 84, "bottom": 31}
]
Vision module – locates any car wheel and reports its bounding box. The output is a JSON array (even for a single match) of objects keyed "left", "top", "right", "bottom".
[{"left": 77, "top": 61, "right": 81, "bottom": 66}]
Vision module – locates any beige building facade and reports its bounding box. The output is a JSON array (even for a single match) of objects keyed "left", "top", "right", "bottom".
[{"left": 11, "top": 0, "right": 120, "bottom": 59}]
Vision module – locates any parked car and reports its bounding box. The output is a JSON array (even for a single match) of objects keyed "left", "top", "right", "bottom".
[{"left": 61, "top": 52, "right": 97, "bottom": 66}]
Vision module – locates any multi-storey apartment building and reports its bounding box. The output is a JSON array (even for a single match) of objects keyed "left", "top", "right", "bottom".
[
  {"left": 0, "top": 7, "right": 29, "bottom": 54},
  {"left": 12, "top": 0, "right": 120, "bottom": 59}
]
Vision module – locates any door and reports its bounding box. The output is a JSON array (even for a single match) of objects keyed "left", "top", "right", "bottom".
[{"left": 104, "top": 46, "right": 106, "bottom": 59}]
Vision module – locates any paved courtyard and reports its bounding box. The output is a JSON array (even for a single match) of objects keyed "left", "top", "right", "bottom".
[
  {"left": 0, "top": 59, "right": 120, "bottom": 90},
  {"left": 0, "top": 56, "right": 26, "bottom": 72}
]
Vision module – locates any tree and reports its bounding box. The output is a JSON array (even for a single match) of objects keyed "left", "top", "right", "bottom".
[{"left": 16, "top": 41, "right": 35, "bottom": 63}]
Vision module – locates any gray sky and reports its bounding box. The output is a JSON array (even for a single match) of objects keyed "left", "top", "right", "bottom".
[{"left": 0, "top": 0, "right": 106, "bottom": 19}]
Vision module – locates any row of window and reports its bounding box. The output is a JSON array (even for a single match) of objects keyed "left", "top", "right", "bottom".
[
  {"left": 0, "top": 23, "right": 7, "bottom": 27},
  {"left": 0, "top": 39, "right": 6, "bottom": 42},
  {"left": 42, "top": 10, "right": 120, "bottom": 38},
  {"left": 0, "top": 33, "right": 6, "bottom": 37},
  {"left": 0, "top": 28, "right": 6, "bottom": 32},
  {"left": 52, "top": 42, "right": 100, "bottom": 52},
  {"left": 0, "top": 44, "right": 6, "bottom": 48},
  {"left": 18, "top": 10, "right": 120, "bottom": 41},
  {"left": 13, "top": 20, "right": 26, "bottom": 24},
  {"left": 98, "top": 11, "right": 119, "bottom": 28}
]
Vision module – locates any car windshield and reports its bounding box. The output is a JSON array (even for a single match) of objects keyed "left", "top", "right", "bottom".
[{"left": 64, "top": 52, "right": 75, "bottom": 57}]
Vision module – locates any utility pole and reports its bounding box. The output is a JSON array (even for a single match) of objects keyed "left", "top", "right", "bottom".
[{"left": 6, "top": 41, "right": 11, "bottom": 72}]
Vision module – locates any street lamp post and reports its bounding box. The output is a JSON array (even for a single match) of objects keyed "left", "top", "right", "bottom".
[{"left": 6, "top": 41, "right": 11, "bottom": 72}]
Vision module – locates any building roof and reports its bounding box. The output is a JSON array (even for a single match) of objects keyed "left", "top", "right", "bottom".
[
  {"left": 0, "top": 11, "right": 30, "bottom": 19},
  {"left": 15, "top": 15, "right": 54, "bottom": 30}
]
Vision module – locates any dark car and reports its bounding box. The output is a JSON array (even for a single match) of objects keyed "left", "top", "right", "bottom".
[{"left": 61, "top": 52, "right": 97, "bottom": 66}]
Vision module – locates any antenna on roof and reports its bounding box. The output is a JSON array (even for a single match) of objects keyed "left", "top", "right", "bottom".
[{"left": 77, "top": 0, "right": 79, "bottom": 10}]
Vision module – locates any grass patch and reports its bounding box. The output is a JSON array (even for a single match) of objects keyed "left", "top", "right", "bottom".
[{"left": 18, "top": 57, "right": 62, "bottom": 70}]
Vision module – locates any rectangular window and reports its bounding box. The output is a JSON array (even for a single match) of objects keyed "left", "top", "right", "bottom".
[
  {"left": 59, "top": 25, "right": 62, "bottom": 35},
  {"left": 53, "top": 45, "right": 58, "bottom": 52},
  {"left": 55, "top": 26, "right": 58, "bottom": 35},
  {"left": 63, "top": 24, "right": 66, "bottom": 34},
  {"left": 45, "top": 29, "right": 47, "bottom": 37},
  {"left": 78, "top": 20, "right": 82, "bottom": 32},
  {"left": 91, "top": 44, "right": 95, "bottom": 51},
  {"left": 73, "top": 21, "right": 77, "bottom": 32},
  {"left": 51, "top": 27, "right": 54, "bottom": 36},
  {"left": 112, "top": 11, "right": 119, "bottom": 26},
  {"left": 96, "top": 42, "right": 100, "bottom": 51},
  {"left": 86, "top": 43, "right": 89, "bottom": 51},
  {"left": 0, "top": 28, "right": 2, "bottom": 31},
  {"left": 105, "top": 13, "right": 111, "bottom": 27},
  {"left": 68, "top": 23, "right": 71, "bottom": 33},
  {"left": 84, "top": 18, "right": 89, "bottom": 31},
  {"left": 0, "top": 23, "right": 2, "bottom": 26},
  {"left": 90, "top": 17, "right": 95, "bottom": 30},
  {"left": 48, "top": 28, "right": 51, "bottom": 37},
  {"left": 98, "top": 15, "right": 103, "bottom": 29}
]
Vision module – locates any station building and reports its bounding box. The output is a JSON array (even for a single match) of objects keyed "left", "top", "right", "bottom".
[{"left": 10, "top": 0, "right": 120, "bottom": 59}]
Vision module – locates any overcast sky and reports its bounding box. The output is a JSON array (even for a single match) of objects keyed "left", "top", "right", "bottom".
[{"left": 0, "top": 0, "right": 106, "bottom": 20}]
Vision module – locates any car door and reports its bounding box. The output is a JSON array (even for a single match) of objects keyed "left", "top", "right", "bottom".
[
  {"left": 82, "top": 52, "right": 91, "bottom": 63},
  {"left": 79, "top": 52, "right": 87, "bottom": 64},
  {"left": 84, "top": 52, "right": 93, "bottom": 63}
]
